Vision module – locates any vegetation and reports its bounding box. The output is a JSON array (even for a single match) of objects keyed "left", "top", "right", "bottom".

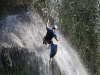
[
  {"left": 0, "top": 0, "right": 33, "bottom": 20},
  {"left": 60, "top": 0, "right": 100, "bottom": 75},
  {"left": 32, "top": 0, "right": 100, "bottom": 75},
  {"left": 0, "top": 0, "right": 99, "bottom": 75}
]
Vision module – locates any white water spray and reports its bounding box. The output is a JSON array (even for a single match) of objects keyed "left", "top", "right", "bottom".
[{"left": 0, "top": 11, "right": 89, "bottom": 75}]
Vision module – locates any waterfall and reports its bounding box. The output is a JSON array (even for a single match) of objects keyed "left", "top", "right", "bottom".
[{"left": 0, "top": 11, "right": 89, "bottom": 75}]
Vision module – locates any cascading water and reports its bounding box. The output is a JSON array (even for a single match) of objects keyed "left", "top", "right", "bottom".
[
  {"left": 0, "top": 10, "right": 89, "bottom": 75},
  {"left": 0, "top": 0, "right": 92, "bottom": 74}
]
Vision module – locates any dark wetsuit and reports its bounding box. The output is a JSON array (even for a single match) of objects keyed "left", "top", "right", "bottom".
[{"left": 45, "top": 28, "right": 57, "bottom": 44}]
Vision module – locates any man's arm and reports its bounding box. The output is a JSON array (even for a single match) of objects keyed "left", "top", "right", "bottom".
[
  {"left": 56, "top": 38, "right": 60, "bottom": 41},
  {"left": 54, "top": 34, "right": 60, "bottom": 41},
  {"left": 46, "top": 19, "right": 49, "bottom": 28}
]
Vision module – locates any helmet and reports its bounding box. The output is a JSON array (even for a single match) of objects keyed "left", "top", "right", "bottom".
[{"left": 53, "top": 25, "right": 58, "bottom": 29}]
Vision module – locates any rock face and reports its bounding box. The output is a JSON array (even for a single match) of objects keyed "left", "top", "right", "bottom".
[
  {"left": 0, "top": 10, "right": 89, "bottom": 75},
  {"left": 0, "top": 46, "right": 31, "bottom": 74},
  {"left": 0, "top": 46, "right": 62, "bottom": 75},
  {"left": 0, "top": 46, "right": 38, "bottom": 75}
]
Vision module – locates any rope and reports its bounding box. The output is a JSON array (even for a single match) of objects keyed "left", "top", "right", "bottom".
[{"left": 45, "top": 0, "right": 50, "bottom": 20}]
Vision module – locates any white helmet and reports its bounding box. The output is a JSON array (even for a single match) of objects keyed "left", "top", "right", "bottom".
[{"left": 53, "top": 25, "right": 58, "bottom": 29}]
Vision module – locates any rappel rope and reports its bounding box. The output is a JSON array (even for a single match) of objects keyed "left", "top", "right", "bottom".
[{"left": 45, "top": 0, "right": 50, "bottom": 20}]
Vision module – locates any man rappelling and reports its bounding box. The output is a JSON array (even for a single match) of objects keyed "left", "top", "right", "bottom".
[
  {"left": 43, "top": 19, "right": 60, "bottom": 44},
  {"left": 43, "top": 19, "right": 60, "bottom": 59}
]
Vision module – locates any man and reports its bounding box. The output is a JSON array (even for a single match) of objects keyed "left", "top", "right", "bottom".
[{"left": 43, "top": 19, "right": 60, "bottom": 45}]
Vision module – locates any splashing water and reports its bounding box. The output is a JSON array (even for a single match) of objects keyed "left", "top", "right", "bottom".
[{"left": 0, "top": 11, "right": 89, "bottom": 75}]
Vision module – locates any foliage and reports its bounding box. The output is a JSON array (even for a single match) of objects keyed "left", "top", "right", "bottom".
[
  {"left": 0, "top": 0, "right": 33, "bottom": 20},
  {"left": 0, "top": 0, "right": 99, "bottom": 75},
  {"left": 59, "top": 0, "right": 100, "bottom": 75},
  {"left": 32, "top": 0, "right": 100, "bottom": 74}
]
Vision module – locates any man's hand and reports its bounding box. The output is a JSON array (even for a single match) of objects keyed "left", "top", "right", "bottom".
[
  {"left": 47, "top": 19, "right": 49, "bottom": 23},
  {"left": 58, "top": 38, "right": 60, "bottom": 41},
  {"left": 56, "top": 38, "right": 60, "bottom": 41},
  {"left": 46, "top": 19, "right": 49, "bottom": 28}
]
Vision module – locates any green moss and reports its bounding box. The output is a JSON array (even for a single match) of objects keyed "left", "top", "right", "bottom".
[
  {"left": 58, "top": 0, "right": 99, "bottom": 75},
  {"left": 33, "top": 1, "right": 100, "bottom": 74},
  {"left": 0, "top": 0, "right": 99, "bottom": 75}
]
